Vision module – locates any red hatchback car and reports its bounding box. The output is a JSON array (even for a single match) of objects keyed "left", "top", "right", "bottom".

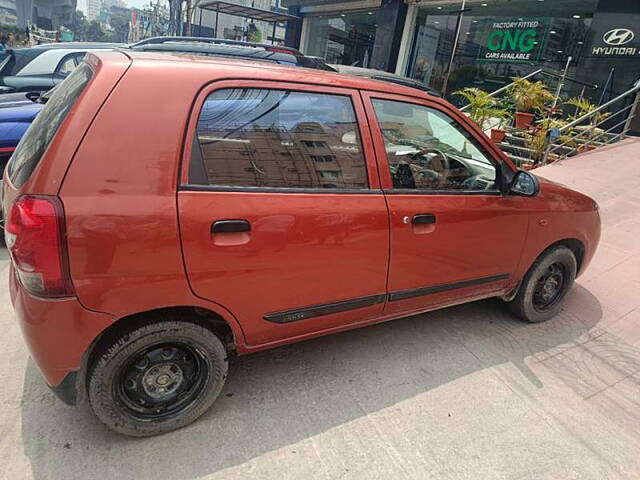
[{"left": 3, "top": 50, "right": 600, "bottom": 436}]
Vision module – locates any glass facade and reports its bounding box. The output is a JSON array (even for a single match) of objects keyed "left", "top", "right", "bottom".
[
  {"left": 405, "top": 0, "right": 599, "bottom": 101},
  {"left": 305, "top": 10, "right": 379, "bottom": 67},
  {"left": 289, "top": 0, "right": 639, "bottom": 133}
]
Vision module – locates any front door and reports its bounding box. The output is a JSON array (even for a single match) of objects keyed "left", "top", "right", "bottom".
[
  {"left": 178, "top": 82, "right": 389, "bottom": 346},
  {"left": 362, "top": 92, "right": 529, "bottom": 315}
]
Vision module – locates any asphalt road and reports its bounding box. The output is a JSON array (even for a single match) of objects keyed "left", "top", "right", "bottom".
[{"left": 1, "top": 139, "right": 640, "bottom": 480}]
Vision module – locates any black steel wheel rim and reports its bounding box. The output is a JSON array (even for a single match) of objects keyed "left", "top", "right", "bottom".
[
  {"left": 115, "top": 342, "right": 209, "bottom": 421},
  {"left": 532, "top": 262, "right": 566, "bottom": 312}
]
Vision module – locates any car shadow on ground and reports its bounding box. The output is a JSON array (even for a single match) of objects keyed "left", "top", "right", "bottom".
[{"left": 21, "top": 285, "right": 607, "bottom": 480}]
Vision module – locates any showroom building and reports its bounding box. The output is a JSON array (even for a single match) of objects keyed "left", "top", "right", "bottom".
[{"left": 283, "top": 0, "right": 640, "bottom": 113}]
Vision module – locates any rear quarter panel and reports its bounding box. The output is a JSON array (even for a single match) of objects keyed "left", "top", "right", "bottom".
[
  {"left": 22, "top": 52, "right": 132, "bottom": 195},
  {"left": 58, "top": 58, "right": 247, "bottom": 348},
  {"left": 3, "top": 51, "right": 131, "bottom": 227}
]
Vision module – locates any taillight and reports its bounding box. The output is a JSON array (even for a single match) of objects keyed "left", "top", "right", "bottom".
[{"left": 5, "top": 195, "right": 74, "bottom": 297}]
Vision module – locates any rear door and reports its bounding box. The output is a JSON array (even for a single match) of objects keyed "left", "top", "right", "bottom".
[{"left": 178, "top": 81, "right": 389, "bottom": 346}]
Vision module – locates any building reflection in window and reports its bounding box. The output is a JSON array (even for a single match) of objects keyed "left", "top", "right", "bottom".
[{"left": 195, "top": 88, "right": 368, "bottom": 189}]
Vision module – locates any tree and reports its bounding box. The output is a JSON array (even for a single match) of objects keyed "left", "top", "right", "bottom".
[
  {"left": 108, "top": 11, "right": 131, "bottom": 42},
  {"left": 87, "top": 20, "right": 106, "bottom": 41},
  {"left": 168, "top": 0, "right": 182, "bottom": 36},
  {"left": 71, "top": 9, "right": 89, "bottom": 41}
]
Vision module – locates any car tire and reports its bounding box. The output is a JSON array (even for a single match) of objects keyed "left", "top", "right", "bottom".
[
  {"left": 507, "top": 246, "right": 577, "bottom": 323},
  {"left": 88, "top": 319, "right": 228, "bottom": 437}
]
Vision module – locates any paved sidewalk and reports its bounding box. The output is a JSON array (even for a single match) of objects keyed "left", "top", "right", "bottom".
[{"left": 1, "top": 139, "right": 640, "bottom": 480}]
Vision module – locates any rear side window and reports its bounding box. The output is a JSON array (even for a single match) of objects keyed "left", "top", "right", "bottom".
[
  {"left": 55, "top": 53, "right": 86, "bottom": 77},
  {"left": 190, "top": 88, "right": 368, "bottom": 190},
  {"left": 7, "top": 62, "right": 93, "bottom": 188}
]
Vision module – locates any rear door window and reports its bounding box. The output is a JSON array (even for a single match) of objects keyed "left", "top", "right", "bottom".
[
  {"left": 7, "top": 62, "right": 93, "bottom": 188},
  {"left": 190, "top": 88, "right": 368, "bottom": 190}
]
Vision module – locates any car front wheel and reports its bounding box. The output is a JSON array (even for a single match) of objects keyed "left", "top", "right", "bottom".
[
  {"left": 507, "top": 245, "right": 577, "bottom": 323},
  {"left": 88, "top": 319, "right": 228, "bottom": 437}
]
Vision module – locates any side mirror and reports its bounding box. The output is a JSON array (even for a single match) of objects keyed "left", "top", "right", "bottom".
[{"left": 510, "top": 170, "right": 539, "bottom": 196}]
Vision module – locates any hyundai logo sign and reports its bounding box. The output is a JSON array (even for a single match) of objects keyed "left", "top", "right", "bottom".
[{"left": 603, "top": 28, "right": 635, "bottom": 46}]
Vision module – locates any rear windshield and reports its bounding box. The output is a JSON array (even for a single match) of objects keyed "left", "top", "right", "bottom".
[{"left": 7, "top": 62, "right": 93, "bottom": 188}]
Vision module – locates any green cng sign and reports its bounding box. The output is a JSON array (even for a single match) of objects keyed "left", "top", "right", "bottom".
[{"left": 478, "top": 19, "right": 548, "bottom": 63}]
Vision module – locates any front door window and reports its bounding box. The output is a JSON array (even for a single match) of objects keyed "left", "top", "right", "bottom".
[{"left": 371, "top": 98, "right": 498, "bottom": 192}]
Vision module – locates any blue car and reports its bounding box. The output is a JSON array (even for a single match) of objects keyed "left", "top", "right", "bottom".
[
  {"left": 0, "top": 92, "right": 42, "bottom": 172},
  {"left": 0, "top": 93, "right": 42, "bottom": 226}
]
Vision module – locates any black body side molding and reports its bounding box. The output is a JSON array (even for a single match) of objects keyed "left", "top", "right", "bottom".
[
  {"left": 264, "top": 274, "right": 509, "bottom": 323},
  {"left": 264, "top": 294, "right": 386, "bottom": 323},
  {"left": 388, "top": 274, "right": 509, "bottom": 302}
]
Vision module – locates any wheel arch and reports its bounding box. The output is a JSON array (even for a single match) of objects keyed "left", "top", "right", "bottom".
[
  {"left": 506, "top": 237, "right": 585, "bottom": 302},
  {"left": 543, "top": 238, "right": 585, "bottom": 274},
  {"left": 77, "top": 305, "right": 240, "bottom": 403},
  {"left": 524, "top": 237, "right": 586, "bottom": 278}
]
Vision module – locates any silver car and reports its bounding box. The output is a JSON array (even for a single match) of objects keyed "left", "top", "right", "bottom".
[{"left": 0, "top": 43, "right": 121, "bottom": 93}]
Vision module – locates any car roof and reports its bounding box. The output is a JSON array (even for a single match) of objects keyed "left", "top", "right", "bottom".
[
  {"left": 111, "top": 49, "right": 435, "bottom": 100},
  {"left": 129, "top": 36, "right": 304, "bottom": 54},
  {"left": 127, "top": 37, "right": 334, "bottom": 70},
  {"left": 128, "top": 43, "right": 332, "bottom": 70}
]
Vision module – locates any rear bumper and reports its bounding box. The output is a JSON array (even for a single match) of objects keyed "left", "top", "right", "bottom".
[{"left": 10, "top": 265, "right": 115, "bottom": 396}]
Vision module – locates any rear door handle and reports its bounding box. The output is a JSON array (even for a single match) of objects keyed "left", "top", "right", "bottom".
[
  {"left": 211, "top": 219, "right": 251, "bottom": 234},
  {"left": 412, "top": 214, "right": 436, "bottom": 225}
]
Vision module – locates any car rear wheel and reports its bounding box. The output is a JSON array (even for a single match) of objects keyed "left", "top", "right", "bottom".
[
  {"left": 88, "top": 319, "right": 228, "bottom": 437},
  {"left": 506, "top": 246, "right": 577, "bottom": 323}
]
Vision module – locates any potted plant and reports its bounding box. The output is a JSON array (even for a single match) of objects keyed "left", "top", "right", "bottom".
[
  {"left": 490, "top": 127, "right": 507, "bottom": 143},
  {"left": 523, "top": 118, "right": 574, "bottom": 165},
  {"left": 507, "top": 78, "right": 554, "bottom": 129},
  {"left": 453, "top": 87, "right": 510, "bottom": 143},
  {"left": 565, "top": 97, "right": 611, "bottom": 152}
]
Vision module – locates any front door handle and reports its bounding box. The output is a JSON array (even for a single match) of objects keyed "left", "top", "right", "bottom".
[
  {"left": 412, "top": 214, "right": 436, "bottom": 225},
  {"left": 211, "top": 219, "right": 251, "bottom": 234}
]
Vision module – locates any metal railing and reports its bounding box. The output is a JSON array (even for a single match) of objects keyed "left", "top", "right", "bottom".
[
  {"left": 459, "top": 66, "right": 598, "bottom": 113},
  {"left": 459, "top": 69, "right": 546, "bottom": 133},
  {"left": 460, "top": 68, "right": 542, "bottom": 112},
  {"left": 542, "top": 79, "right": 640, "bottom": 164},
  {"left": 459, "top": 68, "right": 542, "bottom": 112},
  {"left": 458, "top": 66, "right": 600, "bottom": 137},
  {"left": 457, "top": 66, "right": 638, "bottom": 165}
]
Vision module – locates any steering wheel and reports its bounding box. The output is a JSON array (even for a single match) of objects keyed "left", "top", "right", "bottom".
[
  {"left": 393, "top": 162, "right": 416, "bottom": 189},
  {"left": 461, "top": 174, "right": 493, "bottom": 191},
  {"left": 416, "top": 148, "right": 450, "bottom": 189}
]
